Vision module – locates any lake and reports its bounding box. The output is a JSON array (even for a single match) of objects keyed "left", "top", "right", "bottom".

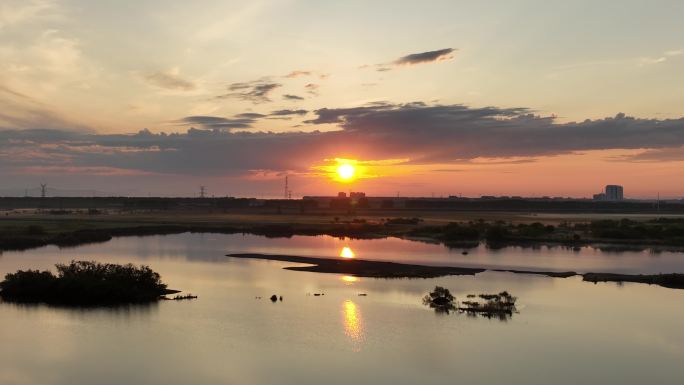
[{"left": 1, "top": 233, "right": 683, "bottom": 385}]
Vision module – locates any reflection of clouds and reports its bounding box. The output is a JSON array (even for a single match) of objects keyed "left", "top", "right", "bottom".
[
  {"left": 342, "top": 300, "right": 364, "bottom": 351},
  {"left": 340, "top": 246, "right": 355, "bottom": 259}
]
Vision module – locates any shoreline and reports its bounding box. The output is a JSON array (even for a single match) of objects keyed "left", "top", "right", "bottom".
[
  {"left": 226, "top": 253, "right": 684, "bottom": 290},
  {"left": 2, "top": 221, "right": 684, "bottom": 254}
]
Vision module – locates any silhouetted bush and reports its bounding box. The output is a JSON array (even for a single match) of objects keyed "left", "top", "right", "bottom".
[
  {"left": 0, "top": 260, "right": 168, "bottom": 305},
  {"left": 26, "top": 225, "right": 46, "bottom": 236},
  {"left": 423, "top": 286, "right": 457, "bottom": 314},
  {"left": 385, "top": 217, "right": 422, "bottom": 225},
  {"left": 485, "top": 225, "right": 510, "bottom": 244},
  {"left": 516, "top": 222, "right": 554, "bottom": 238},
  {"left": 461, "top": 291, "right": 517, "bottom": 320},
  {"left": 442, "top": 223, "right": 480, "bottom": 240}
]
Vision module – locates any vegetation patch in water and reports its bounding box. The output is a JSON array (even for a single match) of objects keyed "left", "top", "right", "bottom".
[
  {"left": 423, "top": 286, "right": 518, "bottom": 319},
  {"left": 422, "top": 286, "right": 457, "bottom": 314},
  {"left": 460, "top": 291, "right": 517, "bottom": 320},
  {"left": 0, "top": 260, "right": 176, "bottom": 305}
]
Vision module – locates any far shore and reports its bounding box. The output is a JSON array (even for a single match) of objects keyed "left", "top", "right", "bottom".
[
  {"left": 226, "top": 253, "right": 684, "bottom": 290},
  {"left": 1, "top": 211, "right": 684, "bottom": 254}
]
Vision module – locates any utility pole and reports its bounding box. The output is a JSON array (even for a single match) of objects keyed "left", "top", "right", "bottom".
[
  {"left": 40, "top": 184, "right": 47, "bottom": 198},
  {"left": 200, "top": 186, "right": 206, "bottom": 198}
]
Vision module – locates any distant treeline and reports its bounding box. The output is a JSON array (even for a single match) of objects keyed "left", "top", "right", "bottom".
[
  {"left": 0, "top": 197, "right": 260, "bottom": 210},
  {"left": 409, "top": 218, "right": 684, "bottom": 247},
  {"left": 2, "top": 217, "right": 684, "bottom": 254},
  {"left": 1, "top": 196, "right": 682, "bottom": 213},
  {"left": 401, "top": 198, "right": 683, "bottom": 213}
]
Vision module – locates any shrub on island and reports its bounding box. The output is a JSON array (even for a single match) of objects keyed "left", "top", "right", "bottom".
[{"left": 0, "top": 260, "right": 172, "bottom": 305}]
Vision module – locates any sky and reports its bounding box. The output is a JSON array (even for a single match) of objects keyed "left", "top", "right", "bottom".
[{"left": 1, "top": 0, "right": 683, "bottom": 198}]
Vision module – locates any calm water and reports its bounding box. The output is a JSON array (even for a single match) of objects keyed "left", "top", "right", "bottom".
[{"left": 1, "top": 233, "right": 683, "bottom": 385}]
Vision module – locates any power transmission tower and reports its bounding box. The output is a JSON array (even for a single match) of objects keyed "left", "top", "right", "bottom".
[
  {"left": 40, "top": 184, "right": 47, "bottom": 198},
  {"left": 200, "top": 186, "right": 206, "bottom": 198},
  {"left": 284, "top": 176, "right": 289, "bottom": 199}
]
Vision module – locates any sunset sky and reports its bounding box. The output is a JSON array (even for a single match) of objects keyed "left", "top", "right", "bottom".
[{"left": 1, "top": 0, "right": 683, "bottom": 198}]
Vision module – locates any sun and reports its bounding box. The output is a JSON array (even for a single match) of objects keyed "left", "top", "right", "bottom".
[
  {"left": 337, "top": 163, "right": 355, "bottom": 180},
  {"left": 340, "top": 246, "right": 355, "bottom": 259}
]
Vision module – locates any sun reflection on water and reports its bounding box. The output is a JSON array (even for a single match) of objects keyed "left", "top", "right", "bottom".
[
  {"left": 341, "top": 275, "right": 359, "bottom": 284},
  {"left": 340, "top": 246, "right": 355, "bottom": 259},
  {"left": 342, "top": 300, "right": 364, "bottom": 350}
]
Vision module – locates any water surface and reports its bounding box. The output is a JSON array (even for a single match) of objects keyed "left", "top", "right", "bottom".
[{"left": 1, "top": 233, "right": 683, "bottom": 385}]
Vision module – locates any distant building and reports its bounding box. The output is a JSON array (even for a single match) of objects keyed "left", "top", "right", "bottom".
[
  {"left": 605, "top": 185, "right": 624, "bottom": 201},
  {"left": 337, "top": 192, "right": 347, "bottom": 198},
  {"left": 594, "top": 185, "right": 624, "bottom": 201},
  {"left": 349, "top": 192, "right": 366, "bottom": 198},
  {"left": 593, "top": 193, "right": 606, "bottom": 201}
]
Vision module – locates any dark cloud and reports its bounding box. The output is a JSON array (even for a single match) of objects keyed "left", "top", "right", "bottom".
[
  {"left": 270, "top": 109, "right": 308, "bottom": 116},
  {"left": 394, "top": 48, "right": 456, "bottom": 66},
  {"left": 364, "top": 48, "right": 456, "bottom": 72},
  {"left": 235, "top": 112, "right": 267, "bottom": 119},
  {"left": 305, "top": 104, "right": 684, "bottom": 162},
  {"left": 283, "top": 94, "right": 304, "bottom": 101},
  {"left": 216, "top": 80, "right": 282, "bottom": 103},
  {"left": 174, "top": 115, "right": 257, "bottom": 130},
  {"left": 305, "top": 83, "right": 320, "bottom": 96},
  {"left": 2, "top": 103, "right": 684, "bottom": 180},
  {"left": 144, "top": 71, "right": 196, "bottom": 91}
]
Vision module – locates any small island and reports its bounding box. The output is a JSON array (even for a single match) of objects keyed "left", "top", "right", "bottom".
[
  {"left": 227, "top": 253, "right": 684, "bottom": 289},
  {"left": 0, "top": 260, "right": 179, "bottom": 306},
  {"left": 423, "top": 286, "right": 518, "bottom": 319}
]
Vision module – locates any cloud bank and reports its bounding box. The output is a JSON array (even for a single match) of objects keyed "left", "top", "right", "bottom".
[{"left": 2, "top": 103, "right": 684, "bottom": 180}]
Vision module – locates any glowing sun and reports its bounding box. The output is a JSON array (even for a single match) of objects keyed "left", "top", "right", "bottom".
[
  {"left": 337, "top": 164, "right": 356, "bottom": 180},
  {"left": 340, "top": 246, "right": 356, "bottom": 259}
]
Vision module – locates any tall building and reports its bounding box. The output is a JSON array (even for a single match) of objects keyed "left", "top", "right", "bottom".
[{"left": 605, "top": 185, "right": 624, "bottom": 201}]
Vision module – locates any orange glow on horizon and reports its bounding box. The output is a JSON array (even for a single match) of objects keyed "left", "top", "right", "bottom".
[{"left": 310, "top": 157, "right": 411, "bottom": 185}]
